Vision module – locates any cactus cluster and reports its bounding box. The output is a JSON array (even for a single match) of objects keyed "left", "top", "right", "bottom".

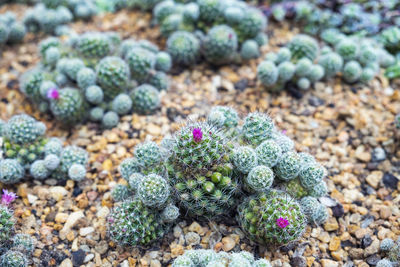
[
  {"left": 154, "top": 0, "right": 268, "bottom": 65},
  {"left": 19, "top": 31, "right": 171, "bottom": 128},
  {"left": 0, "top": 114, "right": 88, "bottom": 184},
  {"left": 108, "top": 106, "right": 329, "bottom": 247},
  {"left": 0, "top": 190, "right": 34, "bottom": 267},
  {"left": 0, "top": 12, "right": 26, "bottom": 46},
  {"left": 268, "top": 1, "right": 400, "bottom": 37},
  {"left": 172, "top": 249, "right": 272, "bottom": 267},
  {"left": 377, "top": 237, "right": 400, "bottom": 266},
  {"left": 257, "top": 33, "right": 396, "bottom": 93},
  {"left": 23, "top": 0, "right": 97, "bottom": 35}
]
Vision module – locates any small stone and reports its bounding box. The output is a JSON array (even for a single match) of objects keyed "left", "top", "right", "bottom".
[
  {"left": 95, "top": 240, "right": 108, "bottom": 255},
  {"left": 55, "top": 213, "right": 69, "bottom": 223},
  {"left": 150, "top": 260, "right": 161, "bottom": 267},
  {"left": 380, "top": 206, "right": 392, "bottom": 219},
  {"left": 320, "top": 259, "right": 339, "bottom": 267},
  {"left": 366, "top": 171, "right": 383, "bottom": 189},
  {"left": 170, "top": 243, "right": 184, "bottom": 258},
  {"left": 361, "top": 235, "right": 372, "bottom": 248},
  {"left": 72, "top": 250, "right": 85, "bottom": 266},
  {"left": 349, "top": 248, "right": 364, "bottom": 259},
  {"left": 371, "top": 147, "right": 386, "bottom": 162},
  {"left": 84, "top": 254, "right": 94, "bottom": 263},
  {"left": 185, "top": 232, "right": 200, "bottom": 246},
  {"left": 80, "top": 227, "right": 95, "bottom": 237},
  {"left": 383, "top": 173, "right": 399, "bottom": 189},
  {"left": 49, "top": 186, "right": 68, "bottom": 201},
  {"left": 60, "top": 211, "right": 84, "bottom": 240},
  {"left": 329, "top": 236, "right": 341, "bottom": 251},
  {"left": 173, "top": 225, "right": 182, "bottom": 238},
  {"left": 27, "top": 194, "right": 38, "bottom": 204},
  {"left": 331, "top": 204, "right": 344, "bottom": 218},
  {"left": 290, "top": 257, "right": 306, "bottom": 267},
  {"left": 364, "top": 240, "right": 379, "bottom": 258},
  {"left": 59, "top": 258, "right": 73, "bottom": 267},
  {"left": 331, "top": 250, "right": 344, "bottom": 261},
  {"left": 324, "top": 217, "right": 339, "bottom": 231},
  {"left": 221, "top": 236, "right": 236, "bottom": 252},
  {"left": 188, "top": 222, "right": 205, "bottom": 235}
]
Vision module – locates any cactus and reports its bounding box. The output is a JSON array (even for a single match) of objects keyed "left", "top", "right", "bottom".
[
  {"left": 257, "top": 61, "right": 278, "bottom": 87},
  {"left": 137, "top": 174, "right": 170, "bottom": 207},
  {"left": 343, "top": 60, "right": 362, "bottom": 83},
  {"left": 381, "top": 238, "right": 395, "bottom": 252},
  {"left": 111, "top": 94, "right": 133, "bottom": 115},
  {"left": 380, "top": 26, "right": 400, "bottom": 54},
  {"left": 111, "top": 184, "right": 131, "bottom": 202},
  {"left": 376, "top": 259, "right": 394, "bottom": 267},
  {"left": 287, "top": 34, "right": 319, "bottom": 62},
  {"left": 277, "top": 61, "right": 295, "bottom": 82},
  {"left": 203, "top": 25, "right": 238, "bottom": 65},
  {"left": 235, "top": 7, "right": 267, "bottom": 41},
  {"left": 166, "top": 31, "right": 200, "bottom": 66},
  {"left": 255, "top": 140, "right": 282, "bottom": 168},
  {"left": 274, "top": 151, "right": 302, "bottom": 181},
  {"left": 85, "top": 85, "right": 104, "bottom": 105},
  {"left": 107, "top": 199, "right": 170, "bottom": 247},
  {"left": 276, "top": 47, "right": 292, "bottom": 64},
  {"left": 77, "top": 67, "right": 96, "bottom": 89},
  {"left": 130, "top": 84, "right": 161, "bottom": 114},
  {"left": 245, "top": 165, "right": 274, "bottom": 192},
  {"left": 242, "top": 113, "right": 274, "bottom": 146},
  {"left": 319, "top": 52, "right": 343, "bottom": 78},
  {"left": 12, "top": 234, "right": 35, "bottom": 254},
  {"left": 126, "top": 47, "right": 156, "bottom": 83},
  {"left": 161, "top": 204, "right": 180, "bottom": 223},
  {"left": 0, "top": 250, "right": 28, "bottom": 267},
  {"left": 0, "top": 159, "right": 24, "bottom": 184},
  {"left": 96, "top": 57, "right": 130, "bottom": 100},
  {"left": 299, "top": 196, "right": 328, "bottom": 225},
  {"left": 155, "top": 51, "right": 172, "bottom": 72},
  {"left": 240, "top": 40, "right": 260, "bottom": 60},
  {"left": 30, "top": 160, "right": 50, "bottom": 180},
  {"left": 232, "top": 146, "right": 258, "bottom": 174},
  {"left": 207, "top": 106, "right": 239, "bottom": 130},
  {"left": 49, "top": 88, "right": 86, "bottom": 125},
  {"left": 77, "top": 32, "right": 112, "bottom": 58},
  {"left": 0, "top": 205, "right": 14, "bottom": 243},
  {"left": 237, "top": 190, "right": 307, "bottom": 245},
  {"left": 68, "top": 163, "right": 86, "bottom": 181},
  {"left": 335, "top": 38, "right": 359, "bottom": 61}
]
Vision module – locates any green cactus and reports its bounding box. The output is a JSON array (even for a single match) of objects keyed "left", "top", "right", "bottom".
[
  {"left": 166, "top": 31, "right": 200, "bottom": 66},
  {"left": 242, "top": 113, "right": 275, "bottom": 146},
  {"left": 0, "top": 159, "right": 24, "bottom": 184},
  {"left": 237, "top": 190, "right": 307, "bottom": 245},
  {"left": 49, "top": 88, "right": 86, "bottom": 124},
  {"left": 77, "top": 32, "right": 112, "bottom": 58},
  {"left": 0, "top": 250, "right": 28, "bottom": 267},
  {"left": 0, "top": 205, "right": 14, "bottom": 243},
  {"left": 130, "top": 84, "right": 160, "bottom": 114},
  {"left": 287, "top": 34, "right": 319, "bottom": 62},
  {"left": 203, "top": 25, "right": 238, "bottom": 65}
]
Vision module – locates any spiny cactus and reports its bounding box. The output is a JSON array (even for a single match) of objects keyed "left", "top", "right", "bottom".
[
  {"left": 287, "top": 34, "right": 319, "bottom": 62},
  {"left": 107, "top": 199, "right": 171, "bottom": 247},
  {"left": 237, "top": 190, "right": 307, "bottom": 245},
  {"left": 111, "top": 107, "right": 329, "bottom": 246},
  {"left": 0, "top": 250, "right": 28, "bottom": 267},
  {"left": 11, "top": 234, "right": 35, "bottom": 255},
  {"left": 0, "top": 115, "right": 88, "bottom": 183},
  {"left": 172, "top": 249, "right": 272, "bottom": 267},
  {"left": 20, "top": 31, "right": 170, "bottom": 128},
  {"left": 166, "top": 31, "right": 200, "bottom": 66}
]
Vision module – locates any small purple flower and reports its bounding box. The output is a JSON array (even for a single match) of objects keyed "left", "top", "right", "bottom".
[
  {"left": 276, "top": 217, "right": 289, "bottom": 229},
  {"left": 47, "top": 88, "right": 59, "bottom": 100},
  {"left": 192, "top": 128, "right": 203, "bottom": 143},
  {"left": 282, "top": 130, "right": 287, "bottom": 135},
  {"left": 1, "top": 189, "right": 17, "bottom": 206}
]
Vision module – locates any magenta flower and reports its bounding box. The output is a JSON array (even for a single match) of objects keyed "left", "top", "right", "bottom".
[
  {"left": 276, "top": 217, "right": 289, "bottom": 229},
  {"left": 192, "top": 128, "right": 203, "bottom": 143},
  {"left": 282, "top": 130, "right": 287, "bottom": 135},
  {"left": 47, "top": 88, "right": 60, "bottom": 100},
  {"left": 1, "top": 189, "right": 17, "bottom": 206}
]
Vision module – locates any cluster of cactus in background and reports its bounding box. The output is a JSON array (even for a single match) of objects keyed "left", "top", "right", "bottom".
[
  {"left": 108, "top": 106, "right": 329, "bottom": 247},
  {"left": 20, "top": 31, "right": 171, "bottom": 128},
  {"left": 266, "top": 1, "right": 400, "bottom": 37},
  {"left": 172, "top": 249, "right": 272, "bottom": 267},
  {"left": 0, "top": 114, "right": 88, "bottom": 184},
  {"left": 0, "top": 190, "right": 34, "bottom": 267},
  {"left": 377, "top": 238, "right": 400, "bottom": 266},
  {"left": 23, "top": 0, "right": 97, "bottom": 35},
  {"left": 152, "top": 0, "right": 268, "bottom": 66},
  {"left": 257, "top": 33, "right": 396, "bottom": 92},
  {"left": 0, "top": 12, "right": 27, "bottom": 47}
]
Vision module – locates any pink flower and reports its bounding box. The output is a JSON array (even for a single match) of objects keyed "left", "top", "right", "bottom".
[
  {"left": 192, "top": 128, "right": 203, "bottom": 143},
  {"left": 282, "top": 130, "right": 287, "bottom": 135},
  {"left": 276, "top": 217, "right": 289, "bottom": 229},
  {"left": 1, "top": 189, "right": 17, "bottom": 206},
  {"left": 47, "top": 88, "right": 59, "bottom": 100}
]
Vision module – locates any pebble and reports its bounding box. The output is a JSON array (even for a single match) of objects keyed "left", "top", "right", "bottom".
[
  {"left": 60, "top": 211, "right": 84, "bottom": 240},
  {"left": 49, "top": 186, "right": 68, "bottom": 201},
  {"left": 185, "top": 232, "right": 200, "bottom": 246},
  {"left": 365, "top": 171, "right": 383, "bottom": 189},
  {"left": 222, "top": 236, "right": 236, "bottom": 252},
  {"left": 27, "top": 194, "right": 38, "bottom": 204},
  {"left": 95, "top": 240, "right": 108, "bottom": 255},
  {"left": 329, "top": 236, "right": 341, "bottom": 251},
  {"left": 324, "top": 218, "right": 339, "bottom": 231},
  {"left": 371, "top": 147, "right": 386, "bottom": 162},
  {"left": 59, "top": 259, "right": 73, "bottom": 267},
  {"left": 320, "top": 259, "right": 339, "bottom": 267},
  {"left": 79, "top": 227, "right": 95, "bottom": 237},
  {"left": 382, "top": 173, "right": 399, "bottom": 189},
  {"left": 72, "top": 249, "right": 85, "bottom": 266}
]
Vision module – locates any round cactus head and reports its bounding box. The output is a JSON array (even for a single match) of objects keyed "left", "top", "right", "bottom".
[{"left": 237, "top": 190, "right": 307, "bottom": 245}]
